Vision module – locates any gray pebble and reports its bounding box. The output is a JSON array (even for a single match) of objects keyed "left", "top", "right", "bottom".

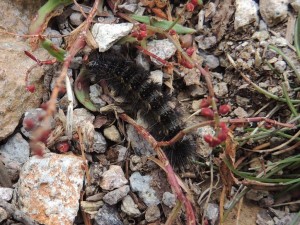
[
  {"left": 145, "top": 205, "right": 160, "bottom": 222},
  {"left": 103, "top": 185, "right": 130, "bottom": 205}
]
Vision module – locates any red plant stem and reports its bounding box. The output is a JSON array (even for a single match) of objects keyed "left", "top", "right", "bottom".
[
  {"left": 135, "top": 45, "right": 171, "bottom": 66},
  {"left": 45, "top": 0, "right": 100, "bottom": 117},
  {"left": 119, "top": 113, "right": 196, "bottom": 225},
  {"left": 157, "top": 117, "right": 295, "bottom": 147}
]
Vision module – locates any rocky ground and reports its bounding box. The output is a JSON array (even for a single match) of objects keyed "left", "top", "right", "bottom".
[{"left": 0, "top": 0, "right": 300, "bottom": 225}]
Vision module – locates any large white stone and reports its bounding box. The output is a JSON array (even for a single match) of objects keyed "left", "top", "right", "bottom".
[
  {"left": 17, "top": 153, "right": 84, "bottom": 225},
  {"left": 92, "top": 23, "right": 133, "bottom": 52}
]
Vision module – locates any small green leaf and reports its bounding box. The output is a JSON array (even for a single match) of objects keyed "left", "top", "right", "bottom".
[
  {"left": 131, "top": 15, "right": 196, "bottom": 34},
  {"left": 74, "top": 68, "right": 99, "bottom": 112},
  {"left": 41, "top": 38, "right": 66, "bottom": 62}
]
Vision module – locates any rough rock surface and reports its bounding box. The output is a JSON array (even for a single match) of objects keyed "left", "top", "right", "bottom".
[
  {"left": 260, "top": 0, "right": 289, "bottom": 27},
  {"left": 0, "top": 133, "right": 30, "bottom": 181},
  {"left": 0, "top": 0, "right": 48, "bottom": 141},
  {"left": 234, "top": 0, "right": 259, "bottom": 30},
  {"left": 17, "top": 153, "right": 84, "bottom": 225}
]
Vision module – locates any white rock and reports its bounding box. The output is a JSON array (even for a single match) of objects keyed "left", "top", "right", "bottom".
[
  {"left": 234, "top": 0, "right": 259, "bottom": 30},
  {"left": 118, "top": 3, "right": 138, "bottom": 13},
  {"left": 205, "top": 203, "right": 219, "bottom": 225},
  {"left": 234, "top": 107, "right": 249, "bottom": 118},
  {"left": 70, "top": 12, "right": 84, "bottom": 26},
  {"left": 73, "top": 108, "right": 95, "bottom": 128},
  {"left": 147, "top": 39, "right": 177, "bottom": 66},
  {"left": 149, "top": 70, "right": 163, "bottom": 85},
  {"left": 100, "top": 165, "right": 128, "bottom": 190},
  {"left": 162, "top": 192, "right": 176, "bottom": 208},
  {"left": 213, "top": 82, "right": 228, "bottom": 97},
  {"left": 103, "top": 185, "right": 130, "bottom": 205},
  {"left": 129, "top": 172, "right": 160, "bottom": 206},
  {"left": 196, "top": 35, "right": 217, "bottom": 50},
  {"left": 103, "top": 125, "right": 122, "bottom": 143},
  {"left": 204, "top": 55, "right": 219, "bottom": 69},
  {"left": 291, "top": 0, "right": 300, "bottom": 12},
  {"left": 260, "top": 0, "right": 289, "bottom": 27},
  {"left": 0, "top": 187, "right": 13, "bottom": 201},
  {"left": 92, "top": 23, "right": 133, "bottom": 52},
  {"left": 17, "top": 153, "right": 84, "bottom": 225},
  {"left": 252, "top": 31, "right": 270, "bottom": 41},
  {"left": 0, "top": 133, "right": 30, "bottom": 180},
  {"left": 121, "top": 195, "right": 141, "bottom": 217},
  {"left": 274, "top": 60, "right": 286, "bottom": 73}
]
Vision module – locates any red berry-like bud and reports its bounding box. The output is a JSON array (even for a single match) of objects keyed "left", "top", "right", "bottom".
[
  {"left": 26, "top": 85, "right": 36, "bottom": 93},
  {"left": 56, "top": 141, "right": 70, "bottom": 153},
  {"left": 139, "top": 30, "right": 147, "bottom": 38},
  {"left": 23, "top": 118, "right": 35, "bottom": 131},
  {"left": 139, "top": 23, "right": 147, "bottom": 31},
  {"left": 200, "top": 98, "right": 210, "bottom": 108},
  {"left": 186, "top": 47, "right": 194, "bottom": 56},
  {"left": 219, "top": 104, "right": 231, "bottom": 115},
  {"left": 217, "top": 131, "right": 227, "bottom": 142},
  {"left": 191, "top": 0, "right": 200, "bottom": 6},
  {"left": 186, "top": 3, "right": 195, "bottom": 12},
  {"left": 264, "top": 123, "right": 273, "bottom": 129},
  {"left": 203, "top": 134, "right": 221, "bottom": 147},
  {"left": 201, "top": 108, "right": 214, "bottom": 118},
  {"left": 169, "top": 29, "right": 176, "bottom": 35},
  {"left": 131, "top": 30, "right": 139, "bottom": 38}
]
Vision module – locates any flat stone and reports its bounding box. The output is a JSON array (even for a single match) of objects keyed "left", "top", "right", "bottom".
[
  {"left": 17, "top": 153, "right": 84, "bottom": 225},
  {"left": 100, "top": 165, "right": 128, "bottom": 190},
  {"left": 92, "top": 23, "right": 133, "bottom": 52},
  {"left": 0, "top": 133, "right": 30, "bottom": 181},
  {"left": 103, "top": 185, "right": 130, "bottom": 205},
  {"left": 93, "top": 132, "right": 107, "bottom": 153},
  {"left": 147, "top": 39, "right": 177, "bottom": 66}
]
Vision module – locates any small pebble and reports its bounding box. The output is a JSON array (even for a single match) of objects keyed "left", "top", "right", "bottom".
[
  {"left": 103, "top": 185, "right": 130, "bottom": 205},
  {"left": 70, "top": 12, "right": 84, "bottom": 26},
  {"left": 0, "top": 187, "right": 13, "bottom": 201},
  {"left": 162, "top": 192, "right": 176, "bottom": 208},
  {"left": 130, "top": 155, "right": 143, "bottom": 171},
  {"left": 121, "top": 195, "right": 141, "bottom": 217},
  {"left": 147, "top": 39, "right": 177, "bottom": 66},
  {"left": 233, "top": 107, "right": 249, "bottom": 118},
  {"left": 100, "top": 165, "right": 128, "bottom": 190},
  {"left": 103, "top": 125, "right": 122, "bottom": 143},
  {"left": 256, "top": 209, "right": 274, "bottom": 225},
  {"left": 213, "top": 82, "right": 228, "bottom": 97},
  {"left": 129, "top": 172, "right": 160, "bottom": 206},
  {"left": 145, "top": 205, "right": 161, "bottom": 222},
  {"left": 205, "top": 203, "right": 219, "bottom": 225},
  {"left": 93, "top": 132, "right": 107, "bottom": 153},
  {"left": 274, "top": 60, "right": 286, "bottom": 73},
  {"left": 94, "top": 204, "right": 123, "bottom": 225},
  {"left": 204, "top": 55, "right": 219, "bottom": 69}
]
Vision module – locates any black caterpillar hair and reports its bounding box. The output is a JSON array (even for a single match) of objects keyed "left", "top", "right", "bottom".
[{"left": 86, "top": 50, "right": 196, "bottom": 167}]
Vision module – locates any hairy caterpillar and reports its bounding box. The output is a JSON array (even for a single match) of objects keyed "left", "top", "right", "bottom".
[{"left": 86, "top": 50, "right": 196, "bottom": 167}]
